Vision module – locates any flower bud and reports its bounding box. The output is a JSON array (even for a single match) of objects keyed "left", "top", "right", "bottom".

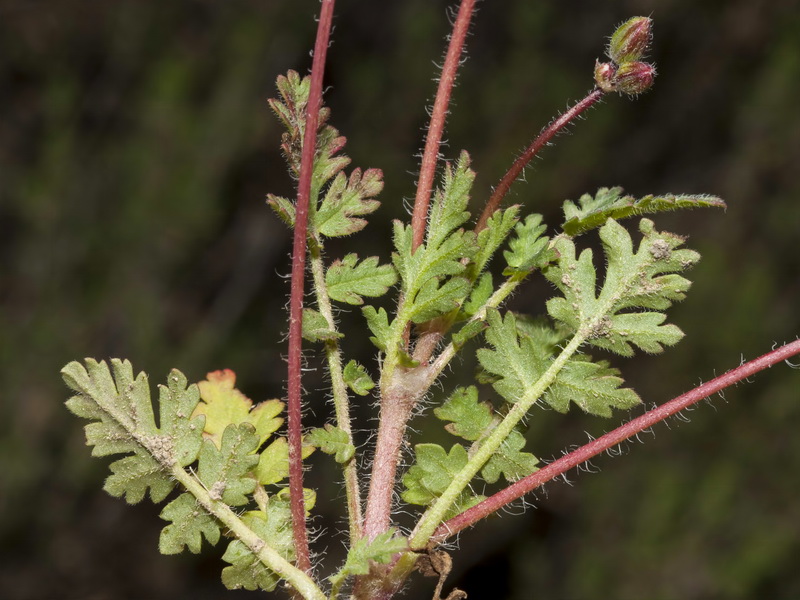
[
  {"left": 608, "top": 17, "right": 652, "bottom": 64},
  {"left": 613, "top": 61, "right": 656, "bottom": 95},
  {"left": 594, "top": 61, "right": 617, "bottom": 93}
]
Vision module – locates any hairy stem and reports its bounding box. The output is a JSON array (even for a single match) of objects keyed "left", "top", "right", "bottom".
[
  {"left": 432, "top": 338, "right": 800, "bottom": 542},
  {"left": 475, "top": 88, "right": 605, "bottom": 232},
  {"left": 410, "top": 0, "right": 476, "bottom": 250},
  {"left": 286, "top": 0, "right": 336, "bottom": 572},
  {"left": 308, "top": 243, "right": 364, "bottom": 542},
  {"left": 171, "top": 465, "right": 325, "bottom": 600},
  {"left": 409, "top": 333, "right": 586, "bottom": 549}
]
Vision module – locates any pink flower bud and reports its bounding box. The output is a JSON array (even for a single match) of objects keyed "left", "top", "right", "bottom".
[
  {"left": 594, "top": 61, "right": 617, "bottom": 93},
  {"left": 613, "top": 61, "right": 656, "bottom": 95},
  {"left": 608, "top": 17, "right": 653, "bottom": 64}
]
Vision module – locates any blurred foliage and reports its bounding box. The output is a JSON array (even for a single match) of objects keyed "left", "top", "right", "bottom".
[{"left": 1, "top": 0, "right": 798, "bottom": 598}]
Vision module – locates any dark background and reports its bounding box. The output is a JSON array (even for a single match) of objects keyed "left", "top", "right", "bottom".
[{"left": 1, "top": 0, "right": 799, "bottom": 599}]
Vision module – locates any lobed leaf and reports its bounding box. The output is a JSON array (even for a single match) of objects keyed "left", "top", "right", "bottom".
[
  {"left": 342, "top": 360, "right": 375, "bottom": 396},
  {"left": 254, "top": 437, "right": 315, "bottom": 486},
  {"left": 305, "top": 424, "right": 355, "bottom": 464},
  {"left": 545, "top": 218, "right": 700, "bottom": 356},
  {"left": 220, "top": 500, "right": 294, "bottom": 592},
  {"left": 503, "top": 213, "right": 553, "bottom": 275},
  {"left": 301, "top": 307, "right": 343, "bottom": 343},
  {"left": 480, "top": 429, "right": 538, "bottom": 484},
  {"left": 62, "top": 359, "right": 206, "bottom": 503},
  {"left": 362, "top": 305, "right": 392, "bottom": 351},
  {"left": 197, "top": 423, "right": 260, "bottom": 506},
  {"left": 159, "top": 492, "right": 221, "bottom": 554},
  {"left": 547, "top": 356, "right": 641, "bottom": 417},
  {"left": 472, "top": 205, "right": 520, "bottom": 276},
  {"left": 315, "top": 168, "right": 383, "bottom": 237},
  {"left": 434, "top": 386, "right": 495, "bottom": 442},
  {"left": 192, "top": 369, "right": 283, "bottom": 448},
  {"left": 326, "top": 253, "right": 397, "bottom": 305},
  {"left": 562, "top": 186, "right": 726, "bottom": 236}
]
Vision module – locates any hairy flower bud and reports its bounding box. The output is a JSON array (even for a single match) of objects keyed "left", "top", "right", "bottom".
[
  {"left": 613, "top": 61, "right": 656, "bottom": 95},
  {"left": 608, "top": 17, "right": 653, "bottom": 64},
  {"left": 594, "top": 61, "right": 617, "bottom": 93}
]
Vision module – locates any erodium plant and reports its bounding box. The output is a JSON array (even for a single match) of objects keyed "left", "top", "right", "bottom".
[{"left": 62, "top": 3, "right": 800, "bottom": 599}]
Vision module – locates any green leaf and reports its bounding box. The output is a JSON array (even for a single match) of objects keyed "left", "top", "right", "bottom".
[
  {"left": 315, "top": 168, "right": 383, "bottom": 237},
  {"left": 305, "top": 424, "right": 355, "bottom": 464},
  {"left": 547, "top": 356, "right": 641, "bottom": 417},
  {"left": 342, "top": 360, "right": 375, "bottom": 396},
  {"left": 426, "top": 151, "right": 475, "bottom": 250},
  {"left": 462, "top": 272, "right": 493, "bottom": 318},
  {"left": 159, "top": 493, "right": 221, "bottom": 554},
  {"left": 221, "top": 499, "right": 294, "bottom": 592},
  {"left": 545, "top": 218, "right": 700, "bottom": 356},
  {"left": 326, "top": 254, "right": 397, "bottom": 305},
  {"left": 254, "top": 437, "right": 314, "bottom": 486},
  {"left": 329, "top": 529, "right": 407, "bottom": 597},
  {"left": 476, "top": 310, "right": 551, "bottom": 404},
  {"left": 408, "top": 276, "right": 470, "bottom": 323},
  {"left": 561, "top": 186, "right": 726, "bottom": 236},
  {"left": 197, "top": 423, "right": 259, "bottom": 506},
  {"left": 480, "top": 429, "right": 538, "bottom": 484},
  {"left": 192, "top": 369, "right": 283, "bottom": 448},
  {"left": 301, "top": 307, "right": 343, "bottom": 343},
  {"left": 266, "top": 194, "right": 295, "bottom": 228},
  {"left": 62, "top": 359, "right": 206, "bottom": 503},
  {"left": 503, "top": 213, "right": 553, "bottom": 275},
  {"left": 362, "top": 305, "right": 392, "bottom": 351},
  {"left": 472, "top": 205, "right": 520, "bottom": 276},
  {"left": 451, "top": 319, "right": 487, "bottom": 350},
  {"left": 434, "top": 386, "right": 495, "bottom": 442},
  {"left": 402, "top": 443, "right": 468, "bottom": 506}
]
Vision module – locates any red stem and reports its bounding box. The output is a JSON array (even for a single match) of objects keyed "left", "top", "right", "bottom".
[
  {"left": 286, "top": 0, "right": 336, "bottom": 573},
  {"left": 475, "top": 88, "right": 605, "bottom": 232},
  {"left": 431, "top": 338, "right": 800, "bottom": 544},
  {"left": 410, "top": 0, "right": 476, "bottom": 251}
]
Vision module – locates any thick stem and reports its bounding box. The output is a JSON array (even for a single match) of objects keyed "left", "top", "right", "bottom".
[
  {"left": 286, "top": 0, "right": 336, "bottom": 573},
  {"left": 362, "top": 378, "right": 425, "bottom": 540},
  {"left": 432, "top": 338, "right": 800, "bottom": 543},
  {"left": 410, "top": 0, "right": 476, "bottom": 250},
  {"left": 475, "top": 88, "right": 605, "bottom": 232}
]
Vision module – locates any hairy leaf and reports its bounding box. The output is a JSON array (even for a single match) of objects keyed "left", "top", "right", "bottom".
[
  {"left": 63, "top": 359, "right": 205, "bottom": 503},
  {"left": 408, "top": 276, "right": 471, "bottom": 323},
  {"left": 362, "top": 305, "right": 392, "bottom": 351},
  {"left": 192, "top": 369, "right": 283, "bottom": 448},
  {"left": 476, "top": 310, "right": 551, "bottom": 404},
  {"left": 159, "top": 493, "right": 221, "bottom": 554},
  {"left": 301, "top": 307, "right": 343, "bottom": 343},
  {"left": 434, "top": 386, "right": 495, "bottom": 442},
  {"left": 326, "top": 253, "right": 397, "bottom": 305},
  {"left": 461, "top": 272, "right": 493, "bottom": 318},
  {"left": 221, "top": 500, "right": 294, "bottom": 592},
  {"left": 547, "top": 356, "right": 641, "bottom": 416},
  {"left": 402, "top": 443, "right": 468, "bottom": 506},
  {"left": 342, "top": 360, "right": 375, "bottom": 396},
  {"left": 472, "top": 205, "right": 520, "bottom": 276},
  {"left": 545, "top": 218, "right": 699, "bottom": 356},
  {"left": 480, "top": 429, "right": 538, "bottom": 484},
  {"left": 562, "top": 186, "right": 726, "bottom": 236},
  {"left": 503, "top": 213, "right": 553, "bottom": 275},
  {"left": 305, "top": 424, "right": 355, "bottom": 464},
  {"left": 197, "top": 423, "right": 259, "bottom": 506},
  {"left": 315, "top": 168, "right": 383, "bottom": 237},
  {"left": 254, "top": 437, "right": 314, "bottom": 486}
]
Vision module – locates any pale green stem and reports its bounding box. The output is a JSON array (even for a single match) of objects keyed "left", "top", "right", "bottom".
[
  {"left": 409, "top": 332, "right": 585, "bottom": 549},
  {"left": 308, "top": 242, "right": 364, "bottom": 542},
  {"left": 171, "top": 465, "right": 326, "bottom": 600}
]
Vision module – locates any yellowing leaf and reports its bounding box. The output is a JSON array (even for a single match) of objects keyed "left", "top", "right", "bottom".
[{"left": 192, "top": 369, "right": 283, "bottom": 448}]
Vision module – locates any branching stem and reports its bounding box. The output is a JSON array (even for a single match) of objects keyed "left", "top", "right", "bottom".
[
  {"left": 286, "top": 0, "right": 336, "bottom": 573},
  {"left": 432, "top": 338, "right": 800, "bottom": 542},
  {"left": 475, "top": 88, "right": 605, "bottom": 232},
  {"left": 410, "top": 0, "right": 476, "bottom": 251}
]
